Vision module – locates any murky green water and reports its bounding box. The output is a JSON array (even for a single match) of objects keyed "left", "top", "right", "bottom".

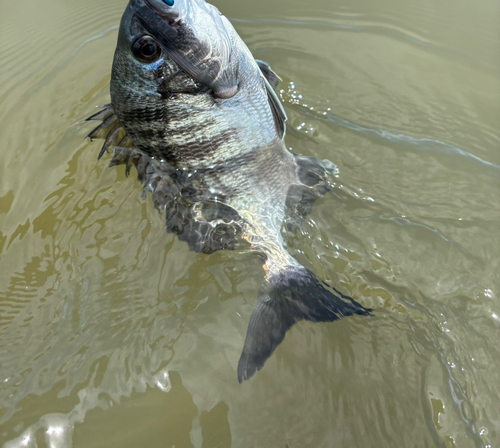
[{"left": 1, "top": 0, "right": 499, "bottom": 446}]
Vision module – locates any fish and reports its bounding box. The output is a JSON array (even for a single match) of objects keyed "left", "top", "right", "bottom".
[{"left": 86, "top": 0, "right": 372, "bottom": 382}]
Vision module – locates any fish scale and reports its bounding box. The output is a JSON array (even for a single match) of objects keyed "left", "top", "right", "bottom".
[{"left": 87, "top": 0, "right": 371, "bottom": 382}]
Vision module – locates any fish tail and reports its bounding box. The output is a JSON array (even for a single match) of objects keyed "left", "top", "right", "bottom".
[{"left": 237, "top": 267, "right": 372, "bottom": 382}]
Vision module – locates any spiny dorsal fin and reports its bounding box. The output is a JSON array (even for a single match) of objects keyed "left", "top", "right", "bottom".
[
  {"left": 85, "top": 105, "right": 133, "bottom": 160},
  {"left": 85, "top": 104, "right": 114, "bottom": 122}
]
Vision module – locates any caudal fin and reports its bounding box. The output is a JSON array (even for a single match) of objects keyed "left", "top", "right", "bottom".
[{"left": 237, "top": 268, "right": 372, "bottom": 382}]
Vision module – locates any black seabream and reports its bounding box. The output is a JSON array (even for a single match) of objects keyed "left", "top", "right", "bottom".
[{"left": 87, "top": 0, "right": 371, "bottom": 382}]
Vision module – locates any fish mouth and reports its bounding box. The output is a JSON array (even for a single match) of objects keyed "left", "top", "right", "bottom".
[
  {"left": 136, "top": 0, "right": 223, "bottom": 38},
  {"left": 139, "top": 0, "right": 214, "bottom": 27}
]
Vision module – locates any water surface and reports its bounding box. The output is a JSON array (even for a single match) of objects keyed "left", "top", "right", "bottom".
[{"left": 0, "top": 0, "right": 499, "bottom": 447}]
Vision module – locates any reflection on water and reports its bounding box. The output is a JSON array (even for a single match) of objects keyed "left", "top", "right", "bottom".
[{"left": 0, "top": 0, "right": 498, "bottom": 446}]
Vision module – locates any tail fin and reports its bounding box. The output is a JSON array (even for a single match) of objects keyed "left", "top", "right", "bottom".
[{"left": 237, "top": 268, "right": 372, "bottom": 382}]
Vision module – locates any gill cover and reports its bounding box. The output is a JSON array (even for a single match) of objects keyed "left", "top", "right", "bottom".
[{"left": 134, "top": 0, "right": 239, "bottom": 98}]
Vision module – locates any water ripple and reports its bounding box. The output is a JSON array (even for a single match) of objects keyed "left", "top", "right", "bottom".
[
  {"left": 232, "top": 16, "right": 432, "bottom": 49},
  {"left": 297, "top": 106, "right": 500, "bottom": 174}
]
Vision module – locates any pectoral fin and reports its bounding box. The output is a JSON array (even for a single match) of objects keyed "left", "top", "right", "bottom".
[
  {"left": 256, "top": 59, "right": 281, "bottom": 90},
  {"left": 263, "top": 75, "right": 287, "bottom": 140}
]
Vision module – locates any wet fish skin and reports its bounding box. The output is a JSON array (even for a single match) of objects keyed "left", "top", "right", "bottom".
[{"left": 88, "top": 0, "right": 371, "bottom": 382}]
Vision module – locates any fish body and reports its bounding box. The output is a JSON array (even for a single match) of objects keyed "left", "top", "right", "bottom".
[{"left": 87, "top": 0, "right": 371, "bottom": 381}]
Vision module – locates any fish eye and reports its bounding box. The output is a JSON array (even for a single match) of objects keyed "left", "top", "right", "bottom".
[
  {"left": 132, "top": 36, "right": 161, "bottom": 63},
  {"left": 162, "top": 0, "right": 175, "bottom": 5}
]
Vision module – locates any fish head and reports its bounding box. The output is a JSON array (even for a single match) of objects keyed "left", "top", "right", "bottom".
[
  {"left": 112, "top": 0, "right": 240, "bottom": 102},
  {"left": 109, "top": 0, "right": 285, "bottom": 163}
]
